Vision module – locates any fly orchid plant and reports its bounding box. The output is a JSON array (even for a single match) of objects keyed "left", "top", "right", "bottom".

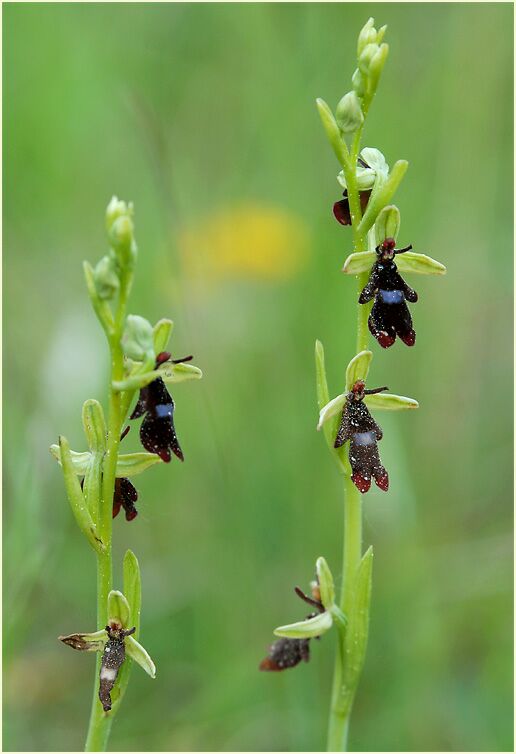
[
  {"left": 260, "top": 18, "right": 445, "bottom": 752},
  {"left": 51, "top": 198, "right": 202, "bottom": 751}
]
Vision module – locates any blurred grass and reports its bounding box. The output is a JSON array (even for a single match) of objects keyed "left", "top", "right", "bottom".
[{"left": 3, "top": 3, "right": 513, "bottom": 751}]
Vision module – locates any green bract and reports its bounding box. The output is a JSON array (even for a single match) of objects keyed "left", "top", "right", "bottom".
[
  {"left": 274, "top": 610, "right": 333, "bottom": 639},
  {"left": 316, "top": 98, "right": 348, "bottom": 168}
]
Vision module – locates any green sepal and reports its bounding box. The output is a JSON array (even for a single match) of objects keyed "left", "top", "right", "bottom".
[
  {"left": 317, "top": 392, "right": 347, "bottom": 431},
  {"left": 125, "top": 635, "right": 156, "bottom": 678},
  {"left": 50, "top": 445, "right": 91, "bottom": 474},
  {"left": 153, "top": 318, "right": 174, "bottom": 354},
  {"left": 395, "top": 252, "right": 446, "bottom": 275},
  {"left": 59, "top": 629, "right": 107, "bottom": 652},
  {"left": 107, "top": 590, "right": 131, "bottom": 628},
  {"left": 346, "top": 350, "right": 373, "bottom": 391},
  {"left": 82, "top": 399, "right": 107, "bottom": 453},
  {"left": 115, "top": 453, "right": 162, "bottom": 477},
  {"left": 274, "top": 610, "right": 333, "bottom": 639},
  {"left": 123, "top": 550, "right": 142, "bottom": 637},
  {"left": 316, "top": 556, "right": 335, "bottom": 609},
  {"left": 315, "top": 98, "right": 348, "bottom": 169},
  {"left": 58, "top": 436, "right": 104, "bottom": 554},
  {"left": 113, "top": 362, "right": 202, "bottom": 392},
  {"left": 359, "top": 160, "right": 408, "bottom": 237},
  {"left": 315, "top": 340, "right": 347, "bottom": 473},
  {"left": 374, "top": 204, "right": 400, "bottom": 244},
  {"left": 342, "top": 251, "right": 376, "bottom": 275},
  {"left": 364, "top": 393, "right": 419, "bottom": 411}
]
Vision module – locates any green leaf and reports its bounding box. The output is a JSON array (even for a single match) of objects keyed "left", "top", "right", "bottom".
[
  {"left": 153, "top": 318, "right": 174, "bottom": 354},
  {"left": 374, "top": 204, "right": 400, "bottom": 245},
  {"left": 364, "top": 393, "right": 419, "bottom": 411},
  {"left": 125, "top": 635, "right": 156, "bottom": 678},
  {"left": 316, "top": 557, "right": 335, "bottom": 609},
  {"left": 123, "top": 550, "right": 141, "bottom": 637},
  {"left": 50, "top": 445, "right": 91, "bottom": 474},
  {"left": 346, "top": 350, "right": 373, "bottom": 391},
  {"left": 274, "top": 610, "right": 333, "bottom": 639},
  {"left": 342, "top": 251, "right": 376, "bottom": 275},
  {"left": 107, "top": 590, "right": 131, "bottom": 628},
  {"left": 82, "top": 399, "right": 107, "bottom": 453},
  {"left": 317, "top": 393, "right": 347, "bottom": 431},
  {"left": 315, "top": 98, "right": 348, "bottom": 169},
  {"left": 58, "top": 436, "right": 104, "bottom": 554},
  {"left": 59, "top": 629, "right": 107, "bottom": 652},
  {"left": 395, "top": 251, "right": 446, "bottom": 275}
]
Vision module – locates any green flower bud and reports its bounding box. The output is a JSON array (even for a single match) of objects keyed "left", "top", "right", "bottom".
[
  {"left": 358, "top": 43, "right": 380, "bottom": 76},
  {"left": 335, "top": 91, "right": 364, "bottom": 134},
  {"left": 105, "top": 196, "right": 132, "bottom": 233},
  {"left": 110, "top": 215, "right": 137, "bottom": 269},
  {"left": 93, "top": 255, "right": 120, "bottom": 300},
  {"left": 357, "top": 17, "right": 377, "bottom": 57},
  {"left": 374, "top": 205, "right": 401, "bottom": 245},
  {"left": 351, "top": 68, "right": 366, "bottom": 98},
  {"left": 122, "top": 315, "right": 155, "bottom": 362},
  {"left": 369, "top": 43, "right": 389, "bottom": 82}
]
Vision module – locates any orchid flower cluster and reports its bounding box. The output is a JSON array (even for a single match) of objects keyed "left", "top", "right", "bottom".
[
  {"left": 260, "top": 18, "right": 446, "bottom": 751},
  {"left": 51, "top": 198, "right": 202, "bottom": 751}
]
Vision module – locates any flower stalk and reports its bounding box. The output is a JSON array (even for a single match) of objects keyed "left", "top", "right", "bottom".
[{"left": 53, "top": 198, "right": 201, "bottom": 751}]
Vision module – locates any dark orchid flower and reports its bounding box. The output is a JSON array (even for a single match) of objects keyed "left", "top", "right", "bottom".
[
  {"left": 260, "top": 585, "right": 326, "bottom": 672},
  {"left": 333, "top": 188, "right": 372, "bottom": 226},
  {"left": 359, "top": 237, "right": 418, "bottom": 348},
  {"left": 112, "top": 477, "right": 139, "bottom": 521},
  {"left": 130, "top": 352, "right": 192, "bottom": 463},
  {"left": 98, "top": 624, "right": 136, "bottom": 712},
  {"left": 334, "top": 379, "right": 389, "bottom": 493}
]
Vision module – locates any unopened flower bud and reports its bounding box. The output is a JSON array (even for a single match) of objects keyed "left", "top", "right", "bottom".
[
  {"left": 105, "top": 196, "right": 132, "bottom": 233},
  {"left": 358, "top": 42, "right": 380, "bottom": 76},
  {"left": 110, "top": 215, "right": 137, "bottom": 269},
  {"left": 357, "top": 17, "right": 377, "bottom": 57},
  {"left": 351, "top": 68, "right": 366, "bottom": 98},
  {"left": 369, "top": 43, "right": 389, "bottom": 81},
  {"left": 93, "top": 255, "right": 119, "bottom": 300},
  {"left": 335, "top": 91, "right": 364, "bottom": 134},
  {"left": 122, "top": 315, "right": 154, "bottom": 362}
]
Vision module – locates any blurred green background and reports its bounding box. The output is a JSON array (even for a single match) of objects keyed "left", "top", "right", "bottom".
[{"left": 3, "top": 3, "right": 513, "bottom": 751}]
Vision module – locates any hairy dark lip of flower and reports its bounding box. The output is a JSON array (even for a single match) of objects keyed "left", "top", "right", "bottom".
[{"left": 130, "top": 377, "right": 184, "bottom": 463}]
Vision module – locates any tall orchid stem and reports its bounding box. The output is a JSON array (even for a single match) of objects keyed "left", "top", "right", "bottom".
[
  {"left": 84, "top": 270, "right": 133, "bottom": 752},
  {"left": 326, "top": 135, "right": 371, "bottom": 752}
]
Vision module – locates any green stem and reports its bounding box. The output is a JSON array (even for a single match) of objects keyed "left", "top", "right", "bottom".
[
  {"left": 84, "top": 270, "right": 133, "bottom": 752},
  {"left": 327, "top": 123, "right": 372, "bottom": 752}
]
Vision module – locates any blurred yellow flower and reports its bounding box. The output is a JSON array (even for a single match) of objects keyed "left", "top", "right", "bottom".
[{"left": 178, "top": 203, "right": 310, "bottom": 281}]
